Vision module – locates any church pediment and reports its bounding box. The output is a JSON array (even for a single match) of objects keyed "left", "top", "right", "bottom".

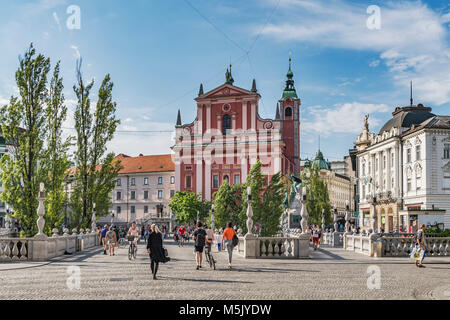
[{"left": 196, "top": 84, "right": 258, "bottom": 100}]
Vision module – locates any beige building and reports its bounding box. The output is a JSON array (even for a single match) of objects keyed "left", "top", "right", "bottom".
[
  {"left": 303, "top": 150, "right": 355, "bottom": 222},
  {"left": 99, "top": 154, "right": 176, "bottom": 230}
]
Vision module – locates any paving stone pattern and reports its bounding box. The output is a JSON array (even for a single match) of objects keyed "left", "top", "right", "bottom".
[{"left": 0, "top": 240, "right": 449, "bottom": 300}]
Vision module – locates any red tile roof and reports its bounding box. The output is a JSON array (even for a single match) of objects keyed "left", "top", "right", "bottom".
[{"left": 115, "top": 154, "right": 175, "bottom": 174}]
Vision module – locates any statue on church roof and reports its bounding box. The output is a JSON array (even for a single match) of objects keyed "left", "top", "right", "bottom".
[{"left": 225, "top": 65, "right": 234, "bottom": 85}]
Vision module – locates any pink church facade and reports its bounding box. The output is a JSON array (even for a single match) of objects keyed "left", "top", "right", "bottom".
[{"left": 172, "top": 61, "right": 301, "bottom": 200}]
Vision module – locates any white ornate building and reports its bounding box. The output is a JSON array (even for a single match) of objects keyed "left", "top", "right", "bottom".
[{"left": 355, "top": 101, "right": 450, "bottom": 232}]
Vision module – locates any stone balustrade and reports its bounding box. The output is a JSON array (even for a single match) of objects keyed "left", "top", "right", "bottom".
[
  {"left": 0, "top": 229, "right": 99, "bottom": 262},
  {"left": 0, "top": 238, "right": 30, "bottom": 260},
  {"left": 380, "top": 236, "right": 450, "bottom": 257},
  {"left": 344, "top": 234, "right": 372, "bottom": 256},
  {"left": 344, "top": 233, "right": 450, "bottom": 257},
  {"left": 322, "top": 230, "right": 344, "bottom": 247},
  {"left": 240, "top": 235, "right": 310, "bottom": 259}
]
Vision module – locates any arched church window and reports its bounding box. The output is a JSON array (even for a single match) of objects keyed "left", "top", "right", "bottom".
[
  {"left": 285, "top": 107, "right": 292, "bottom": 117},
  {"left": 222, "top": 114, "right": 231, "bottom": 135}
]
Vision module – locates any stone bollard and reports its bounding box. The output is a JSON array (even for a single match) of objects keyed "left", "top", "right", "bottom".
[
  {"left": 52, "top": 228, "right": 59, "bottom": 237},
  {"left": 85, "top": 228, "right": 90, "bottom": 234},
  {"left": 79, "top": 228, "right": 85, "bottom": 235},
  {"left": 72, "top": 228, "right": 78, "bottom": 235},
  {"left": 63, "top": 228, "right": 69, "bottom": 237}
]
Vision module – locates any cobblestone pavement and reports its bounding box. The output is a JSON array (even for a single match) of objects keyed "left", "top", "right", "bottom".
[{"left": 1, "top": 240, "right": 449, "bottom": 300}]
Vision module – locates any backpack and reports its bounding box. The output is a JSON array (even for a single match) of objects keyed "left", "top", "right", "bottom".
[
  {"left": 232, "top": 233, "right": 239, "bottom": 247},
  {"left": 195, "top": 229, "right": 206, "bottom": 247}
]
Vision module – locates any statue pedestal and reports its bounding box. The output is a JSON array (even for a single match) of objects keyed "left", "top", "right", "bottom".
[
  {"left": 297, "top": 233, "right": 310, "bottom": 258},
  {"left": 31, "top": 239, "right": 48, "bottom": 261},
  {"left": 244, "top": 233, "right": 257, "bottom": 258}
]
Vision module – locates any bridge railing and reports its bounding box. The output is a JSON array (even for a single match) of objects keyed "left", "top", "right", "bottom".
[
  {"left": 0, "top": 229, "right": 99, "bottom": 262},
  {"left": 343, "top": 233, "right": 450, "bottom": 257},
  {"left": 380, "top": 236, "right": 450, "bottom": 257},
  {"left": 344, "top": 233, "right": 372, "bottom": 256}
]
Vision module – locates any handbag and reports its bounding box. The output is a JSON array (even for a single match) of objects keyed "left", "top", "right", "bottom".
[{"left": 232, "top": 233, "right": 239, "bottom": 247}]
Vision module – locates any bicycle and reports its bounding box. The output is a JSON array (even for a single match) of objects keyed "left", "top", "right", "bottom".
[
  {"left": 204, "top": 242, "right": 216, "bottom": 270},
  {"left": 127, "top": 236, "right": 137, "bottom": 260},
  {"left": 118, "top": 237, "right": 126, "bottom": 248}
]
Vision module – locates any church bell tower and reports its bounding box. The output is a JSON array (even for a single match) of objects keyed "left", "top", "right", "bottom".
[{"left": 278, "top": 56, "right": 301, "bottom": 174}]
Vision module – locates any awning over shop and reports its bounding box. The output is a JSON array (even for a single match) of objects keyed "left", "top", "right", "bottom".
[{"left": 400, "top": 209, "right": 446, "bottom": 215}]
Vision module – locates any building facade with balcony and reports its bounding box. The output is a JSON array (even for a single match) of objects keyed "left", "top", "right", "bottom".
[
  {"left": 355, "top": 99, "right": 450, "bottom": 232},
  {"left": 99, "top": 154, "right": 176, "bottom": 230}
]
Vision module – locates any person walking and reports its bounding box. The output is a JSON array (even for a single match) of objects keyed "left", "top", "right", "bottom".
[
  {"left": 221, "top": 222, "right": 236, "bottom": 270},
  {"left": 312, "top": 225, "right": 320, "bottom": 250},
  {"left": 193, "top": 222, "right": 207, "bottom": 270},
  {"left": 100, "top": 224, "right": 109, "bottom": 255},
  {"left": 147, "top": 224, "right": 170, "bottom": 279},
  {"left": 216, "top": 230, "right": 222, "bottom": 252},
  {"left": 106, "top": 226, "right": 118, "bottom": 256},
  {"left": 144, "top": 225, "right": 150, "bottom": 242},
  {"left": 415, "top": 224, "right": 427, "bottom": 268}
]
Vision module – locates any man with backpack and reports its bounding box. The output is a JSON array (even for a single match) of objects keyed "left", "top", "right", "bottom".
[{"left": 193, "top": 222, "right": 207, "bottom": 270}]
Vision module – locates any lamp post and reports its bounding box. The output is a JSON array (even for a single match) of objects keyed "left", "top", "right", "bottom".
[
  {"left": 300, "top": 186, "right": 308, "bottom": 234},
  {"left": 245, "top": 186, "right": 254, "bottom": 236},
  {"left": 345, "top": 199, "right": 350, "bottom": 232},
  {"left": 333, "top": 205, "right": 338, "bottom": 232},
  {"left": 321, "top": 208, "right": 325, "bottom": 231},
  {"left": 5, "top": 207, "right": 11, "bottom": 230},
  {"left": 211, "top": 204, "right": 215, "bottom": 231},
  {"left": 370, "top": 195, "right": 377, "bottom": 234}
]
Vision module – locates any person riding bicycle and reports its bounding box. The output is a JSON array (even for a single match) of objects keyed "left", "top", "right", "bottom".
[
  {"left": 204, "top": 224, "right": 215, "bottom": 253},
  {"left": 127, "top": 221, "right": 140, "bottom": 254}
]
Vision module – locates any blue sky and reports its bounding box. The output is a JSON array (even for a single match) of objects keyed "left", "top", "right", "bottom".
[{"left": 0, "top": 0, "right": 449, "bottom": 162}]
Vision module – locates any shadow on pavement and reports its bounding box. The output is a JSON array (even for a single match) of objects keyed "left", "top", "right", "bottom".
[{"left": 159, "top": 276, "right": 253, "bottom": 284}]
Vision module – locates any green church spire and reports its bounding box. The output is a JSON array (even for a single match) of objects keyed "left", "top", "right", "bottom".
[{"left": 281, "top": 56, "right": 298, "bottom": 99}]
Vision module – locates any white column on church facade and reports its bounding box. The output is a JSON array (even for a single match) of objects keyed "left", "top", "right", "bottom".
[
  {"left": 196, "top": 155, "right": 203, "bottom": 197},
  {"left": 250, "top": 101, "right": 256, "bottom": 130},
  {"left": 242, "top": 101, "right": 247, "bottom": 131},
  {"left": 204, "top": 157, "right": 212, "bottom": 201},
  {"left": 206, "top": 103, "right": 211, "bottom": 134},
  {"left": 175, "top": 158, "right": 181, "bottom": 192}
]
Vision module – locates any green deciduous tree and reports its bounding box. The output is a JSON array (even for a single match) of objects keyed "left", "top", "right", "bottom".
[
  {"left": 0, "top": 44, "right": 49, "bottom": 237},
  {"left": 169, "top": 191, "right": 211, "bottom": 225},
  {"left": 70, "top": 60, "right": 121, "bottom": 229},
  {"left": 239, "top": 160, "right": 284, "bottom": 237},
  {"left": 300, "top": 166, "right": 332, "bottom": 226},
  {"left": 212, "top": 180, "right": 242, "bottom": 229},
  {"left": 42, "top": 61, "right": 73, "bottom": 235}
]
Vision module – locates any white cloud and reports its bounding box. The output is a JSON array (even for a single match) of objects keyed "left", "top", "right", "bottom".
[
  {"left": 369, "top": 60, "right": 380, "bottom": 67},
  {"left": 302, "top": 102, "right": 390, "bottom": 136},
  {"left": 257, "top": 0, "right": 450, "bottom": 106}
]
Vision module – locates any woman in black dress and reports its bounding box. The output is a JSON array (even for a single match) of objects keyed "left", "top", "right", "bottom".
[{"left": 147, "top": 224, "right": 169, "bottom": 279}]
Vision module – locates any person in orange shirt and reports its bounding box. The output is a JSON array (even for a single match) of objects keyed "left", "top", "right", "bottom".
[{"left": 221, "top": 221, "right": 236, "bottom": 270}]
